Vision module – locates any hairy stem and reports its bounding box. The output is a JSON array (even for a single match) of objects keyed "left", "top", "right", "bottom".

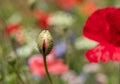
[{"left": 43, "top": 55, "right": 53, "bottom": 84}]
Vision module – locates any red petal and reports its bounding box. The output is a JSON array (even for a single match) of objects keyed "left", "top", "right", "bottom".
[
  {"left": 112, "top": 47, "right": 120, "bottom": 62},
  {"left": 83, "top": 7, "right": 116, "bottom": 44},
  {"left": 108, "top": 8, "right": 120, "bottom": 31},
  {"left": 107, "top": 8, "right": 120, "bottom": 45},
  {"left": 42, "top": 39, "right": 46, "bottom": 54},
  {"left": 85, "top": 44, "right": 112, "bottom": 63}
]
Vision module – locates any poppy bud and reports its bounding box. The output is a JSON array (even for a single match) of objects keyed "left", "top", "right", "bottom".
[
  {"left": 6, "top": 56, "right": 16, "bottom": 66},
  {"left": 37, "top": 30, "right": 53, "bottom": 56}
]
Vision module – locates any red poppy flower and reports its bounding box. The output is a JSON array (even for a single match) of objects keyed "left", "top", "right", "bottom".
[
  {"left": 55, "top": 0, "right": 81, "bottom": 10},
  {"left": 35, "top": 11, "right": 51, "bottom": 29},
  {"left": 28, "top": 51, "right": 68, "bottom": 76},
  {"left": 83, "top": 7, "right": 120, "bottom": 63},
  {"left": 4, "top": 24, "right": 25, "bottom": 44},
  {"left": 5, "top": 24, "right": 21, "bottom": 35}
]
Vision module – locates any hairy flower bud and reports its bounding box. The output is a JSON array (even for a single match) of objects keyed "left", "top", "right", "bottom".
[{"left": 37, "top": 30, "right": 53, "bottom": 56}]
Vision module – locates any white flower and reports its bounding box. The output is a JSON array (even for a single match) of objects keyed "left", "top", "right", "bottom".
[{"left": 48, "top": 11, "right": 74, "bottom": 28}]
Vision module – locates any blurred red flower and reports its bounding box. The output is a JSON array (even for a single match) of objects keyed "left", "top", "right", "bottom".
[
  {"left": 5, "top": 24, "right": 21, "bottom": 35},
  {"left": 35, "top": 11, "right": 51, "bottom": 29},
  {"left": 55, "top": 0, "right": 81, "bottom": 10},
  {"left": 4, "top": 24, "right": 25, "bottom": 44},
  {"left": 28, "top": 51, "right": 68, "bottom": 76},
  {"left": 83, "top": 7, "right": 120, "bottom": 63}
]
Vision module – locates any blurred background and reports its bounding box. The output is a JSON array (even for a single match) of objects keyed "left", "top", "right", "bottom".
[{"left": 0, "top": 0, "right": 120, "bottom": 84}]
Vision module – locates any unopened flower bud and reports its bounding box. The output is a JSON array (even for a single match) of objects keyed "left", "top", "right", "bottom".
[
  {"left": 37, "top": 30, "right": 53, "bottom": 56},
  {"left": 6, "top": 56, "right": 16, "bottom": 66}
]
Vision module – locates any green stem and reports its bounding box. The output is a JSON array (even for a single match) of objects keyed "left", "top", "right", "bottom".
[
  {"left": 43, "top": 55, "right": 53, "bottom": 84},
  {"left": 13, "top": 66, "right": 25, "bottom": 84}
]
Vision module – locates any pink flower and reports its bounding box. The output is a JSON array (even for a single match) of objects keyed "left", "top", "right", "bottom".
[
  {"left": 83, "top": 7, "right": 120, "bottom": 63},
  {"left": 35, "top": 11, "right": 51, "bottom": 29},
  {"left": 28, "top": 51, "right": 68, "bottom": 76}
]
